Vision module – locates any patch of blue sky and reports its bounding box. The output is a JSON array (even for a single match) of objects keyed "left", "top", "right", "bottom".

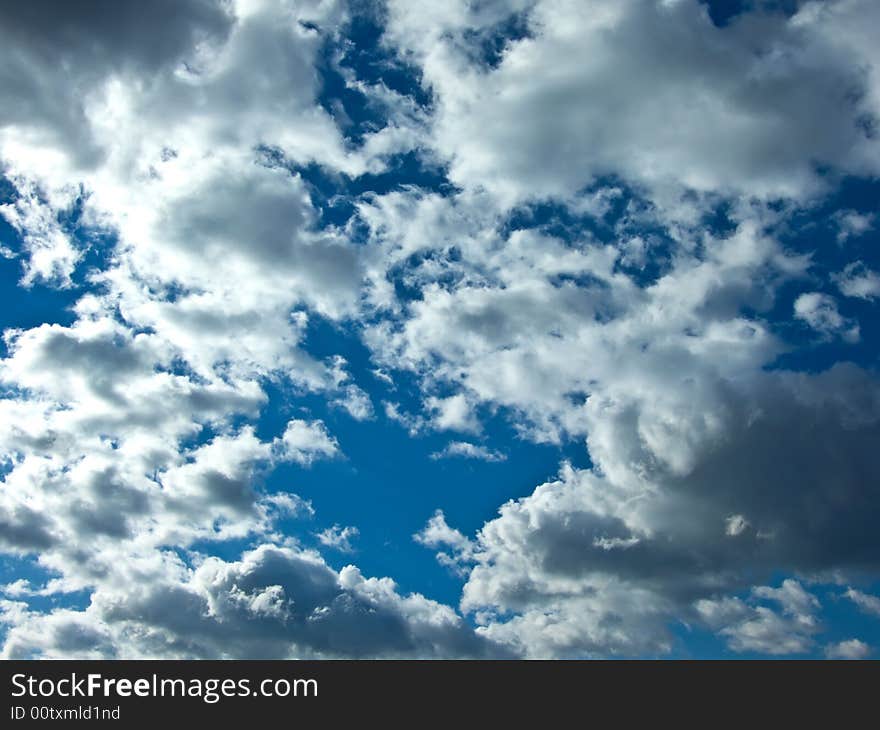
[
  {"left": 314, "top": 3, "right": 431, "bottom": 148},
  {"left": 246, "top": 313, "right": 590, "bottom": 608},
  {"left": 0, "top": 554, "right": 91, "bottom": 614},
  {"left": 0, "top": 228, "right": 78, "bottom": 359},
  {"left": 0, "top": 175, "right": 118, "bottom": 355},
  {"left": 761, "top": 176, "right": 880, "bottom": 372},
  {"left": 255, "top": 146, "right": 453, "bottom": 232},
  {"left": 296, "top": 153, "right": 453, "bottom": 229},
  {"left": 700, "top": 0, "right": 800, "bottom": 27}
]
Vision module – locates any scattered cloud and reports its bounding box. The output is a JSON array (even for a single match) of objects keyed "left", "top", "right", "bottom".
[
  {"left": 430, "top": 441, "right": 506, "bottom": 462},
  {"left": 277, "top": 419, "right": 340, "bottom": 467},
  {"left": 825, "top": 639, "right": 871, "bottom": 660},
  {"left": 1, "top": 0, "right": 879, "bottom": 659},
  {"left": 316, "top": 525, "right": 359, "bottom": 554},
  {"left": 794, "top": 292, "right": 859, "bottom": 342},
  {"left": 845, "top": 588, "right": 880, "bottom": 618}
]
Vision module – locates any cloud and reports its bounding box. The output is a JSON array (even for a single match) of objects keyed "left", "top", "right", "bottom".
[
  {"left": 724, "top": 514, "right": 750, "bottom": 537},
  {"left": 0, "top": 180, "right": 80, "bottom": 286},
  {"left": 794, "top": 292, "right": 859, "bottom": 342},
  {"left": 425, "top": 394, "right": 481, "bottom": 434},
  {"left": 1, "top": 0, "right": 880, "bottom": 660},
  {"left": 845, "top": 588, "right": 880, "bottom": 617},
  {"left": 414, "top": 510, "right": 477, "bottom": 576},
  {"left": 430, "top": 441, "right": 506, "bottom": 462},
  {"left": 331, "top": 385, "right": 375, "bottom": 421},
  {"left": 386, "top": 0, "right": 880, "bottom": 206},
  {"left": 0, "top": 0, "right": 235, "bottom": 168},
  {"left": 696, "top": 580, "right": 821, "bottom": 655},
  {"left": 277, "top": 419, "right": 340, "bottom": 466},
  {"left": 2, "top": 545, "right": 508, "bottom": 659},
  {"left": 316, "top": 525, "right": 359, "bottom": 553},
  {"left": 836, "top": 262, "right": 880, "bottom": 301},
  {"left": 834, "top": 210, "right": 876, "bottom": 244},
  {"left": 825, "top": 639, "right": 871, "bottom": 660},
  {"left": 413, "top": 363, "right": 880, "bottom": 656}
]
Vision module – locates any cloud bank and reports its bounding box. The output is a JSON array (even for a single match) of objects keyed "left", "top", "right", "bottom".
[{"left": 1, "top": 0, "right": 880, "bottom": 658}]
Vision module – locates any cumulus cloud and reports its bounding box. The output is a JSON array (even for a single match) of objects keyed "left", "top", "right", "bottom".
[
  {"left": 414, "top": 510, "right": 477, "bottom": 576},
  {"left": 411, "top": 363, "right": 880, "bottom": 656},
  {"left": 331, "top": 385, "right": 375, "bottom": 421},
  {"left": 724, "top": 514, "right": 750, "bottom": 538},
  {"left": 1, "top": 0, "right": 880, "bottom": 660},
  {"left": 825, "top": 639, "right": 871, "bottom": 660},
  {"left": 385, "top": 0, "right": 880, "bottom": 206},
  {"left": 0, "top": 181, "right": 79, "bottom": 286},
  {"left": 277, "top": 419, "right": 340, "bottom": 466},
  {"left": 2, "top": 545, "right": 507, "bottom": 659}
]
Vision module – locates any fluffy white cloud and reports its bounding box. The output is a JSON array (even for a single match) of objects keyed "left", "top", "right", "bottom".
[
  {"left": 0, "top": 0, "right": 461, "bottom": 659},
  {"left": 825, "top": 639, "right": 871, "bottom": 659},
  {"left": 425, "top": 394, "right": 481, "bottom": 434},
  {"left": 278, "top": 419, "right": 340, "bottom": 466},
  {"left": 0, "top": 180, "right": 79, "bottom": 286},
  {"left": 834, "top": 210, "right": 876, "bottom": 243},
  {"left": 725, "top": 514, "right": 750, "bottom": 538},
  {"left": 385, "top": 0, "right": 880, "bottom": 206}
]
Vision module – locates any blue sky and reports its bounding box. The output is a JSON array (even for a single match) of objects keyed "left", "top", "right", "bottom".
[{"left": 1, "top": 0, "right": 880, "bottom": 659}]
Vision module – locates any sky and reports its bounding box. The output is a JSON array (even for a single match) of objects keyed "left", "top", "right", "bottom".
[{"left": 0, "top": 0, "right": 879, "bottom": 659}]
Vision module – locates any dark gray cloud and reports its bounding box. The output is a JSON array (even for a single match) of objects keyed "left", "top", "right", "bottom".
[{"left": 15, "top": 545, "right": 512, "bottom": 659}]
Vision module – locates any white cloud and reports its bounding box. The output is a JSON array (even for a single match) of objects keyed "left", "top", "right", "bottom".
[
  {"left": 845, "top": 588, "right": 880, "bottom": 617},
  {"left": 0, "top": 180, "right": 80, "bottom": 286},
  {"left": 1, "top": 0, "right": 880, "bottom": 660},
  {"left": 277, "top": 419, "right": 340, "bottom": 466},
  {"left": 386, "top": 0, "right": 880, "bottom": 207},
  {"left": 725, "top": 514, "right": 749, "bottom": 537},
  {"left": 696, "top": 580, "right": 821, "bottom": 655},
  {"left": 316, "top": 525, "right": 359, "bottom": 553},
  {"left": 262, "top": 493, "right": 314, "bottom": 519},
  {"left": 430, "top": 441, "right": 506, "bottom": 462},
  {"left": 414, "top": 510, "right": 477, "bottom": 576},
  {"left": 833, "top": 210, "right": 875, "bottom": 243},
  {"left": 382, "top": 401, "right": 426, "bottom": 435},
  {"left": 1, "top": 580, "right": 34, "bottom": 598},
  {"left": 331, "top": 385, "right": 375, "bottom": 421},
  {"left": 1, "top": 544, "right": 508, "bottom": 659},
  {"left": 836, "top": 262, "right": 880, "bottom": 301},
  {"left": 794, "top": 292, "right": 859, "bottom": 342},
  {"left": 825, "top": 639, "right": 871, "bottom": 660},
  {"left": 425, "top": 394, "right": 481, "bottom": 434}
]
